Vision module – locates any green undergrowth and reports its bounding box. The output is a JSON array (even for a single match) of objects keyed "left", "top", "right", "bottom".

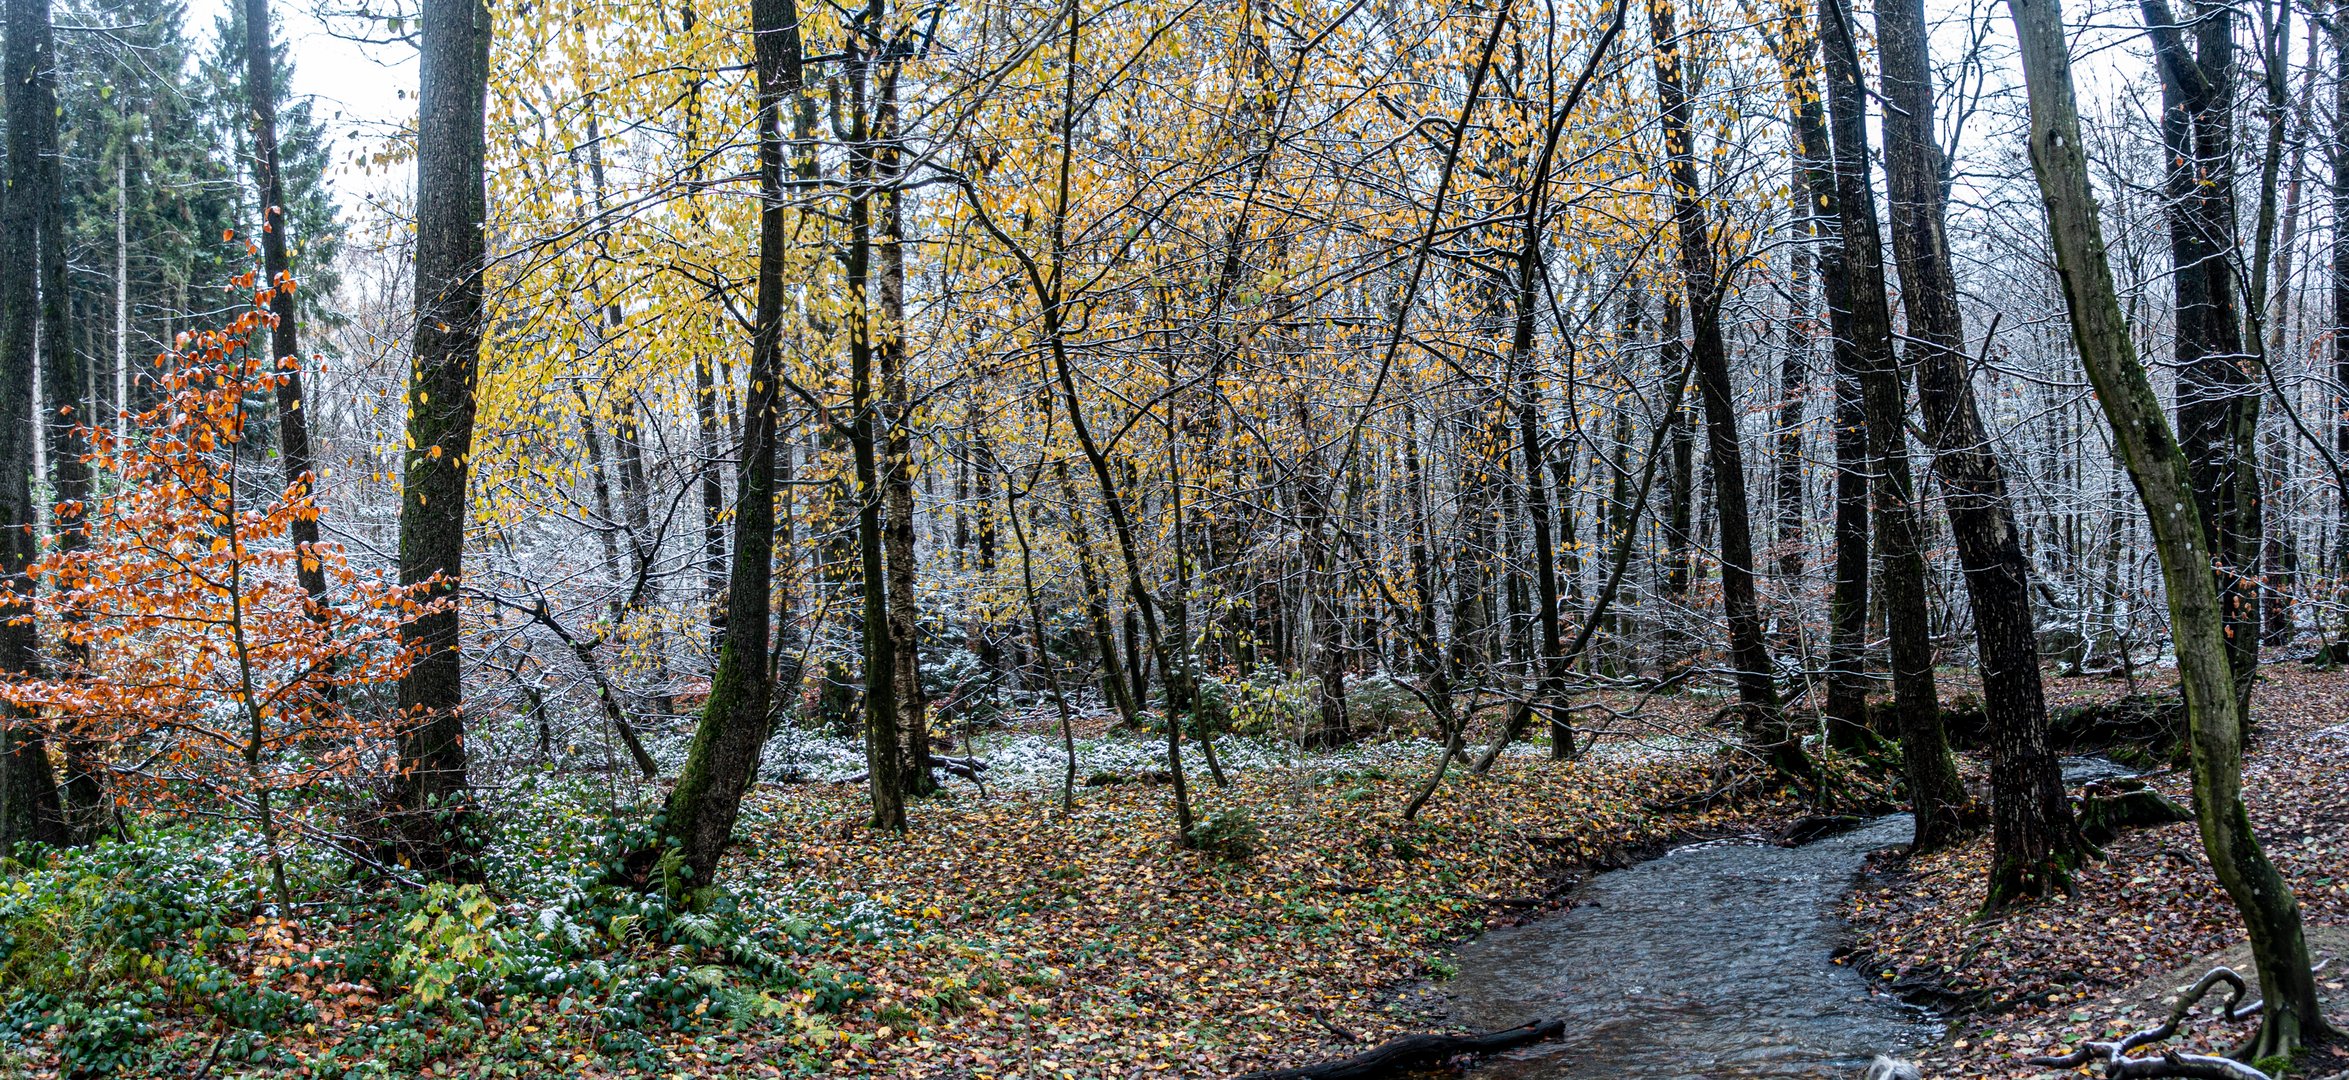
[{"left": 0, "top": 779, "right": 869, "bottom": 1078}]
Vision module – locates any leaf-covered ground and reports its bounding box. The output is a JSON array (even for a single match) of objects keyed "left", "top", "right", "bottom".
[
  {"left": 3, "top": 697, "right": 1856, "bottom": 1079},
  {"left": 710, "top": 732, "right": 1813, "bottom": 1077},
  {"left": 1846, "top": 665, "right": 2349, "bottom": 1078}
]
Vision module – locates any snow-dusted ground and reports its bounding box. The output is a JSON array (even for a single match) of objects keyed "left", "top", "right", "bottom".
[{"left": 750, "top": 709, "right": 1720, "bottom": 791}]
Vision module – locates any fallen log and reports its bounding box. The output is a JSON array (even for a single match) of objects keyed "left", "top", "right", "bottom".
[{"left": 1235, "top": 1018, "right": 1564, "bottom": 1080}]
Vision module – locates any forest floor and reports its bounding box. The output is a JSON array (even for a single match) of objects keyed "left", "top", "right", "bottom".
[
  {"left": 9, "top": 670, "right": 2347, "bottom": 1078},
  {"left": 1848, "top": 663, "right": 2349, "bottom": 1078},
  {"left": 0, "top": 691, "right": 1876, "bottom": 1079}
]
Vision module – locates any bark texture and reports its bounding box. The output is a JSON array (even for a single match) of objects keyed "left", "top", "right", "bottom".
[
  {"left": 2005, "top": 0, "right": 2329, "bottom": 1051},
  {"left": 1874, "top": 0, "right": 2079, "bottom": 894}
]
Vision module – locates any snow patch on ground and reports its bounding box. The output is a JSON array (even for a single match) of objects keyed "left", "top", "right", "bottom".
[{"left": 754, "top": 720, "right": 1699, "bottom": 790}]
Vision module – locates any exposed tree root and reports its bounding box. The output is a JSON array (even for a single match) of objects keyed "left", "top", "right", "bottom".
[{"left": 2026, "top": 968, "right": 2271, "bottom": 1079}]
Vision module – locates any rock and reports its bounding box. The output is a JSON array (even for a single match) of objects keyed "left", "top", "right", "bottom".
[
  {"left": 1864, "top": 1057, "right": 1922, "bottom": 1080},
  {"left": 2076, "top": 782, "right": 2194, "bottom": 844}
]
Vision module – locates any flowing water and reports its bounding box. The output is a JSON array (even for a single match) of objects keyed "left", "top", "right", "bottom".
[{"left": 1437, "top": 815, "right": 1938, "bottom": 1079}]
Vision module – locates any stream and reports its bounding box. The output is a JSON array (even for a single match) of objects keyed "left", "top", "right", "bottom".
[{"left": 1436, "top": 815, "right": 1937, "bottom": 1079}]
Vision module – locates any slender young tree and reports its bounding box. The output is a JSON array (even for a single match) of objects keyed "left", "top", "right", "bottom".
[
  {"left": 241, "top": 0, "right": 328, "bottom": 610},
  {"left": 2006, "top": 0, "right": 2330, "bottom": 1052},
  {"left": 393, "top": 0, "right": 492, "bottom": 874}
]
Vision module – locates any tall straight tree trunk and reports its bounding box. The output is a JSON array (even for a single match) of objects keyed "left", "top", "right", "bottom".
[
  {"left": 695, "top": 353, "right": 728, "bottom": 651},
  {"left": 1819, "top": 0, "right": 1967, "bottom": 845},
  {"left": 680, "top": 2, "right": 729, "bottom": 656},
  {"left": 29, "top": 0, "right": 95, "bottom": 838},
  {"left": 114, "top": 151, "right": 127, "bottom": 448},
  {"left": 876, "top": 66, "right": 930, "bottom": 799},
  {"left": 0, "top": 0, "right": 68, "bottom": 851},
  {"left": 2005, "top": 0, "right": 2330, "bottom": 1053},
  {"left": 846, "top": 13, "right": 904, "bottom": 831},
  {"left": 649, "top": 0, "right": 806, "bottom": 884},
  {"left": 1773, "top": 15, "right": 1873, "bottom": 749},
  {"left": 241, "top": 0, "right": 328, "bottom": 610},
  {"left": 2143, "top": 0, "right": 2262, "bottom": 722},
  {"left": 393, "top": 0, "right": 492, "bottom": 876},
  {"left": 1776, "top": 127, "right": 1811, "bottom": 586},
  {"left": 1875, "top": 0, "right": 2079, "bottom": 893},
  {"left": 2335, "top": 7, "right": 2349, "bottom": 634},
  {"left": 1650, "top": 0, "right": 1804, "bottom": 779}
]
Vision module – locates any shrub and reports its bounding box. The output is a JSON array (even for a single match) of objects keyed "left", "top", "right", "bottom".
[
  {"left": 1185, "top": 809, "right": 1263, "bottom": 862},
  {"left": 392, "top": 883, "right": 515, "bottom": 1011},
  {"left": 1345, "top": 672, "right": 1417, "bottom": 734}
]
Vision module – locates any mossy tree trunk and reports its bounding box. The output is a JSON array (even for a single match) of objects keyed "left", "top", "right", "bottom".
[
  {"left": 2004, "top": 0, "right": 2330, "bottom": 1053},
  {"left": 652, "top": 0, "right": 809, "bottom": 884}
]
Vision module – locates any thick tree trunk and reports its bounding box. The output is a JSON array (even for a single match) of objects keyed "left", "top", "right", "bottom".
[
  {"left": 1651, "top": 0, "right": 1804, "bottom": 779},
  {"left": 393, "top": 0, "right": 492, "bottom": 876},
  {"left": 2005, "top": 0, "right": 2330, "bottom": 1052},
  {"left": 0, "top": 0, "right": 67, "bottom": 851},
  {"left": 1874, "top": 0, "right": 2079, "bottom": 893},
  {"left": 1818, "top": 0, "right": 1966, "bottom": 847},
  {"left": 2143, "top": 0, "right": 2262, "bottom": 723},
  {"left": 651, "top": 0, "right": 805, "bottom": 883}
]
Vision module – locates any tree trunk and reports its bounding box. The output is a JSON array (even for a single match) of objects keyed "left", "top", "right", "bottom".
[
  {"left": 1651, "top": 0, "right": 1804, "bottom": 779},
  {"left": 0, "top": 0, "right": 68, "bottom": 852},
  {"left": 876, "top": 68, "right": 930, "bottom": 799},
  {"left": 242, "top": 0, "right": 329, "bottom": 611},
  {"left": 2004, "top": 0, "right": 2330, "bottom": 1052},
  {"left": 846, "top": 14, "right": 905, "bottom": 831},
  {"left": 2142, "top": 0, "right": 2262, "bottom": 724},
  {"left": 1297, "top": 419, "right": 1352, "bottom": 748},
  {"left": 1773, "top": 24, "right": 1874, "bottom": 750},
  {"left": 392, "top": 0, "right": 492, "bottom": 876},
  {"left": 1874, "top": 0, "right": 2079, "bottom": 893},
  {"left": 650, "top": 0, "right": 806, "bottom": 884},
  {"left": 1818, "top": 0, "right": 1966, "bottom": 847},
  {"left": 695, "top": 352, "right": 729, "bottom": 652},
  {"left": 1776, "top": 125, "right": 1811, "bottom": 587},
  {"left": 2336, "top": 12, "right": 2349, "bottom": 635}
]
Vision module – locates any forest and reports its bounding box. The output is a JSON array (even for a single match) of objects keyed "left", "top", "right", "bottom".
[{"left": 0, "top": 0, "right": 2345, "bottom": 1071}]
